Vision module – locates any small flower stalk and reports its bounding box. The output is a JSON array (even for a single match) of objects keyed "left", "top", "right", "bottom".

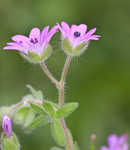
[
  {"left": 58, "top": 21, "right": 100, "bottom": 56},
  {"left": 101, "top": 134, "right": 128, "bottom": 150},
  {"left": 4, "top": 25, "right": 58, "bottom": 63}
]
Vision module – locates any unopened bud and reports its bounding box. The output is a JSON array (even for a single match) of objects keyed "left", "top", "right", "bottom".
[{"left": 2, "top": 114, "right": 12, "bottom": 138}]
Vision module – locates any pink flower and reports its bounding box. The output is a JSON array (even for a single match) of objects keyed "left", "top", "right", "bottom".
[
  {"left": 2, "top": 114, "right": 12, "bottom": 138},
  {"left": 101, "top": 134, "right": 128, "bottom": 150},
  {"left": 58, "top": 21, "right": 100, "bottom": 56},
  {"left": 4, "top": 25, "right": 58, "bottom": 62}
]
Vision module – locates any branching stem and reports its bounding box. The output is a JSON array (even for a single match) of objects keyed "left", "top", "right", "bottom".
[{"left": 40, "top": 55, "right": 73, "bottom": 150}]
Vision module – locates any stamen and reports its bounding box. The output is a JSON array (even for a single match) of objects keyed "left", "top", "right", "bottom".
[
  {"left": 19, "top": 41, "right": 23, "bottom": 44},
  {"left": 30, "top": 38, "right": 38, "bottom": 44},
  {"left": 74, "top": 32, "right": 81, "bottom": 37}
]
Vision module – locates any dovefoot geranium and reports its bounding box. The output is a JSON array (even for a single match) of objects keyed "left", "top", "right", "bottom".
[
  {"left": 101, "top": 134, "right": 128, "bottom": 150},
  {"left": 58, "top": 21, "right": 100, "bottom": 56},
  {"left": 4, "top": 25, "right": 58, "bottom": 63},
  {"left": 2, "top": 114, "right": 12, "bottom": 138}
]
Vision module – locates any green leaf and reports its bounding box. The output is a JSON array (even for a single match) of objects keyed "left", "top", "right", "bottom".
[
  {"left": 62, "top": 38, "right": 73, "bottom": 54},
  {"left": 43, "top": 102, "right": 56, "bottom": 118},
  {"left": 14, "top": 106, "right": 29, "bottom": 125},
  {"left": 51, "top": 119, "right": 66, "bottom": 147},
  {"left": 41, "top": 44, "right": 52, "bottom": 61},
  {"left": 31, "top": 103, "right": 45, "bottom": 114},
  {"left": 1, "top": 132, "right": 20, "bottom": 150},
  {"left": 55, "top": 103, "right": 79, "bottom": 119},
  {"left": 50, "top": 147, "right": 64, "bottom": 150},
  {"left": 28, "top": 51, "right": 41, "bottom": 63},
  {"left": 27, "top": 84, "right": 43, "bottom": 100},
  {"left": 0, "top": 107, "right": 12, "bottom": 120},
  {"left": 25, "top": 114, "right": 50, "bottom": 130},
  {"left": 24, "top": 108, "right": 36, "bottom": 128}
]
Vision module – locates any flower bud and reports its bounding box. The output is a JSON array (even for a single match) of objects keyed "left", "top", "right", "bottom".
[
  {"left": 1, "top": 115, "right": 20, "bottom": 150},
  {"left": 2, "top": 114, "right": 12, "bottom": 138}
]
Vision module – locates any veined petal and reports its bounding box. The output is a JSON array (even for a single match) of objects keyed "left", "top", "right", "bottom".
[
  {"left": 58, "top": 23, "right": 69, "bottom": 39},
  {"left": 84, "top": 35, "right": 101, "bottom": 42},
  {"left": 40, "top": 26, "right": 49, "bottom": 43},
  {"left": 61, "top": 21, "right": 70, "bottom": 33},
  {"left": 4, "top": 44, "right": 28, "bottom": 54},
  {"left": 47, "top": 25, "right": 58, "bottom": 42},
  {"left": 11, "top": 35, "right": 30, "bottom": 47},
  {"left": 29, "top": 27, "right": 41, "bottom": 42},
  {"left": 86, "top": 27, "right": 96, "bottom": 36}
]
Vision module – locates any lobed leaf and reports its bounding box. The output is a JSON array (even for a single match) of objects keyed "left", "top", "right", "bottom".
[
  {"left": 43, "top": 102, "right": 56, "bottom": 118},
  {"left": 55, "top": 103, "right": 79, "bottom": 119}
]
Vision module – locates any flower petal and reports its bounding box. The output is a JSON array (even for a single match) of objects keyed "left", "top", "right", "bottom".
[
  {"left": 40, "top": 26, "right": 49, "bottom": 43},
  {"left": 4, "top": 44, "right": 28, "bottom": 54},
  {"left": 100, "top": 146, "right": 109, "bottom": 150},
  {"left": 86, "top": 28, "right": 96, "bottom": 36},
  {"left": 47, "top": 25, "right": 58, "bottom": 42},
  {"left": 29, "top": 27, "right": 41, "bottom": 42},
  {"left": 58, "top": 22, "right": 70, "bottom": 39},
  {"left": 108, "top": 134, "right": 118, "bottom": 148},
  {"left": 61, "top": 21, "right": 70, "bottom": 33},
  {"left": 88, "top": 35, "right": 101, "bottom": 40},
  {"left": 12, "top": 35, "right": 30, "bottom": 44}
]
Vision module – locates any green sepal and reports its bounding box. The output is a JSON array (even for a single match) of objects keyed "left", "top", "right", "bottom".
[
  {"left": 23, "top": 108, "right": 36, "bottom": 128},
  {"left": 28, "top": 51, "right": 41, "bottom": 63},
  {"left": 43, "top": 101, "right": 56, "bottom": 118},
  {"left": 55, "top": 103, "right": 79, "bottom": 119},
  {"left": 31, "top": 103, "right": 45, "bottom": 114},
  {"left": 14, "top": 106, "right": 30, "bottom": 125},
  {"left": 62, "top": 38, "right": 87, "bottom": 56},
  {"left": 27, "top": 44, "right": 52, "bottom": 63},
  {"left": 62, "top": 38, "right": 73, "bottom": 54},
  {"left": 27, "top": 84, "right": 43, "bottom": 101},
  {"left": 41, "top": 44, "right": 52, "bottom": 61},
  {"left": 1, "top": 132, "right": 20, "bottom": 150},
  {"left": 51, "top": 119, "right": 66, "bottom": 147},
  {"left": 50, "top": 147, "right": 64, "bottom": 150},
  {"left": 25, "top": 114, "right": 50, "bottom": 131},
  {"left": 73, "top": 42, "right": 86, "bottom": 55}
]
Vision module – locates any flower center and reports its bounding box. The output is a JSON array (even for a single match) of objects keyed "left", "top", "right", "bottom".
[
  {"left": 30, "top": 38, "right": 38, "bottom": 44},
  {"left": 74, "top": 32, "right": 81, "bottom": 37}
]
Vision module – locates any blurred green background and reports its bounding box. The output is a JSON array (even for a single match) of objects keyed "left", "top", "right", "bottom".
[{"left": 0, "top": 0, "right": 130, "bottom": 149}]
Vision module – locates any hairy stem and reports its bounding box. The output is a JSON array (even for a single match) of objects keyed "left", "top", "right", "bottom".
[
  {"left": 40, "top": 56, "right": 73, "bottom": 150},
  {"left": 40, "top": 63, "right": 60, "bottom": 88},
  {"left": 59, "top": 55, "right": 73, "bottom": 150},
  {"left": 61, "top": 55, "right": 72, "bottom": 84}
]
